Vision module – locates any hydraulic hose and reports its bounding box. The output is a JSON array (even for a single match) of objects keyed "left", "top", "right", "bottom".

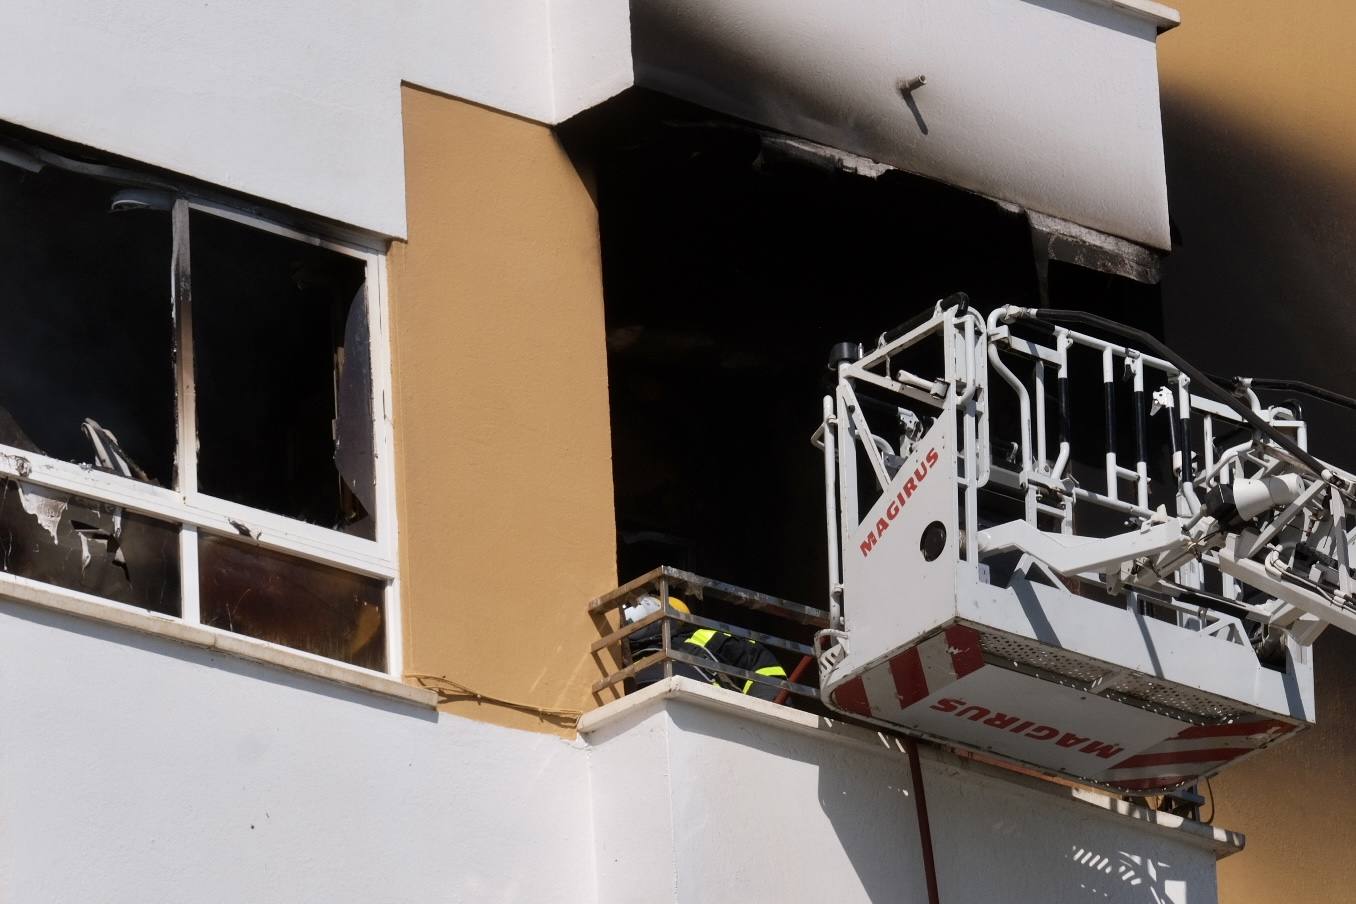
[
  {"left": 1233, "top": 377, "right": 1356, "bottom": 414},
  {"left": 1001, "top": 308, "right": 1341, "bottom": 488}
]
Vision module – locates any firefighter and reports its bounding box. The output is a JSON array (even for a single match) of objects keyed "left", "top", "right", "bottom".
[{"left": 622, "top": 594, "right": 789, "bottom": 701}]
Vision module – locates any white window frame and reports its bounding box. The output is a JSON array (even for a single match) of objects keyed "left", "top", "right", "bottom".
[{"left": 0, "top": 184, "right": 402, "bottom": 678}]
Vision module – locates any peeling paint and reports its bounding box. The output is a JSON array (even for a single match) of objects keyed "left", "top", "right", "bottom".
[
  {"left": 0, "top": 452, "right": 32, "bottom": 478},
  {"left": 17, "top": 483, "right": 66, "bottom": 543}
]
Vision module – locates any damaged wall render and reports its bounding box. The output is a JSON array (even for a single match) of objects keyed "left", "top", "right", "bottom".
[{"left": 388, "top": 86, "right": 619, "bottom": 735}]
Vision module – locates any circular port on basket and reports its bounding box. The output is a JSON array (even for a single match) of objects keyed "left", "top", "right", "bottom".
[{"left": 920, "top": 521, "right": 947, "bottom": 561}]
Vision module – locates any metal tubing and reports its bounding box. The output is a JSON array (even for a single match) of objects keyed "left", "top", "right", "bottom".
[
  {"left": 1071, "top": 486, "right": 1155, "bottom": 519},
  {"left": 660, "top": 574, "right": 672, "bottom": 679},
  {"left": 1103, "top": 346, "right": 1118, "bottom": 501},
  {"left": 1178, "top": 377, "right": 1194, "bottom": 483},
  {"left": 666, "top": 649, "right": 820, "bottom": 699},
  {"left": 843, "top": 382, "right": 893, "bottom": 492},
  {"left": 962, "top": 314, "right": 981, "bottom": 564},
  {"left": 1034, "top": 362, "right": 1048, "bottom": 470},
  {"left": 589, "top": 608, "right": 666, "bottom": 653},
  {"left": 1132, "top": 355, "right": 1150, "bottom": 510},
  {"left": 836, "top": 378, "right": 860, "bottom": 584},
  {"left": 1052, "top": 330, "right": 1072, "bottom": 479},
  {"left": 773, "top": 654, "right": 816, "bottom": 706},
  {"left": 904, "top": 737, "right": 942, "bottom": 904},
  {"left": 663, "top": 610, "right": 816, "bottom": 656},
  {"left": 821, "top": 396, "right": 843, "bottom": 626},
  {"left": 1177, "top": 377, "right": 1202, "bottom": 515},
  {"left": 985, "top": 309, "right": 1033, "bottom": 480}
]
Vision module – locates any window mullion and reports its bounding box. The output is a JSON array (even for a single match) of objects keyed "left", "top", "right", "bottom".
[
  {"left": 368, "top": 257, "right": 402, "bottom": 677},
  {"left": 172, "top": 198, "right": 201, "bottom": 624}
]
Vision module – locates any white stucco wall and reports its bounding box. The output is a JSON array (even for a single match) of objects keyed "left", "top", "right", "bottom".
[
  {"left": 0, "top": 600, "right": 1236, "bottom": 903},
  {"left": 0, "top": 0, "right": 1177, "bottom": 246},
  {"left": 0, "top": 600, "right": 597, "bottom": 904},
  {"left": 0, "top": 0, "right": 633, "bottom": 237},
  {"left": 585, "top": 680, "right": 1237, "bottom": 904}
]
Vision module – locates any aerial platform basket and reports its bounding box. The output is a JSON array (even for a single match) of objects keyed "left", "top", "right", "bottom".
[{"left": 812, "top": 300, "right": 1345, "bottom": 794}]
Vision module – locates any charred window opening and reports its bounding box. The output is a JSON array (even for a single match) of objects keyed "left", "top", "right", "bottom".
[
  {"left": 191, "top": 211, "right": 374, "bottom": 538},
  {"left": 567, "top": 91, "right": 1167, "bottom": 693},
  {"left": 0, "top": 163, "right": 174, "bottom": 482},
  {"left": 0, "top": 127, "right": 393, "bottom": 673},
  {"left": 0, "top": 478, "right": 180, "bottom": 614},
  {"left": 569, "top": 92, "right": 1041, "bottom": 608},
  {"left": 199, "top": 535, "right": 385, "bottom": 671}
]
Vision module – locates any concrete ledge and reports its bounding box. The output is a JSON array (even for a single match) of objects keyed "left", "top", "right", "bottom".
[
  {"left": 581, "top": 677, "right": 1244, "bottom": 858},
  {"left": 0, "top": 571, "right": 438, "bottom": 709}
]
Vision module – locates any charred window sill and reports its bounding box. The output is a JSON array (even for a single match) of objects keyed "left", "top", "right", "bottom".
[{"left": 0, "top": 571, "right": 436, "bottom": 709}]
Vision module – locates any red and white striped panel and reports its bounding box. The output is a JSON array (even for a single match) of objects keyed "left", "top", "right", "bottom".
[
  {"left": 1099, "top": 719, "right": 1298, "bottom": 793},
  {"left": 828, "top": 624, "right": 984, "bottom": 720}
]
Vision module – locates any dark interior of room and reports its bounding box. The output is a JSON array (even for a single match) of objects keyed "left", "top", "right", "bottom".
[{"left": 563, "top": 91, "right": 1167, "bottom": 642}]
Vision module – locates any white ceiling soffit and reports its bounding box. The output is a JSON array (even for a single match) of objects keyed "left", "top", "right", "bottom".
[{"left": 630, "top": 0, "right": 1180, "bottom": 250}]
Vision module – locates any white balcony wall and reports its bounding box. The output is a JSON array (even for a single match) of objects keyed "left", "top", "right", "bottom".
[
  {"left": 0, "top": 598, "right": 1236, "bottom": 903},
  {"left": 585, "top": 680, "right": 1237, "bottom": 904},
  {"left": 0, "top": 600, "right": 597, "bottom": 904}
]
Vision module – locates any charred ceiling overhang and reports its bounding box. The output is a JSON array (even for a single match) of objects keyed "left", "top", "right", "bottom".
[
  {"left": 566, "top": 103, "right": 1163, "bottom": 286},
  {"left": 628, "top": 0, "right": 1179, "bottom": 251},
  {"left": 755, "top": 130, "right": 1164, "bottom": 285}
]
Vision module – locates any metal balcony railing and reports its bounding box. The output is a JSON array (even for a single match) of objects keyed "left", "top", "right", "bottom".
[{"left": 588, "top": 566, "right": 829, "bottom": 702}]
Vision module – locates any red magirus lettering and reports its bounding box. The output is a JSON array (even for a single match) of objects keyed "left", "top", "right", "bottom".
[
  {"left": 1081, "top": 740, "right": 1125, "bottom": 759},
  {"left": 919, "top": 693, "right": 1125, "bottom": 761},
  {"left": 957, "top": 705, "right": 990, "bottom": 722},
  {"left": 858, "top": 445, "right": 940, "bottom": 559},
  {"left": 983, "top": 713, "right": 1021, "bottom": 730}
]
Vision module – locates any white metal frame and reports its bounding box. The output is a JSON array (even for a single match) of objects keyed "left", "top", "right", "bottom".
[
  {"left": 0, "top": 186, "right": 402, "bottom": 678},
  {"left": 819, "top": 300, "right": 1356, "bottom": 674}
]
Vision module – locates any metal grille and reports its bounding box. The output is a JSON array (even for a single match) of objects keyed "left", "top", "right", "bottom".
[
  {"left": 978, "top": 628, "right": 1248, "bottom": 723},
  {"left": 1107, "top": 673, "right": 1247, "bottom": 723},
  {"left": 978, "top": 631, "right": 1107, "bottom": 684}
]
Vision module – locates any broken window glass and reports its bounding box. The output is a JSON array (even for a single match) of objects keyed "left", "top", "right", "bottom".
[
  {"left": 197, "top": 534, "right": 385, "bottom": 670},
  {"left": 0, "top": 477, "right": 180, "bottom": 614},
  {"left": 0, "top": 135, "right": 391, "bottom": 671},
  {"left": 0, "top": 162, "right": 175, "bottom": 485},
  {"left": 189, "top": 210, "right": 375, "bottom": 539}
]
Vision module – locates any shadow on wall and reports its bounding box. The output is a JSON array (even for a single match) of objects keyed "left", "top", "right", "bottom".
[
  {"left": 1160, "top": 85, "right": 1356, "bottom": 903},
  {"left": 667, "top": 702, "right": 1202, "bottom": 903},
  {"left": 1160, "top": 86, "right": 1356, "bottom": 462}
]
